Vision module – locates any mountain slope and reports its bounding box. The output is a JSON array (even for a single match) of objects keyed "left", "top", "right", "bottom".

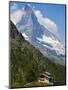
[
  {"left": 10, "top": 20, "right": 66, "bottom": 88},
  {"left": 16, "top": 5, "right": 65, "bottom": 65}
]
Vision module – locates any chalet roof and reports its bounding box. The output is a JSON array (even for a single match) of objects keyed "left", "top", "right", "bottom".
[{"left": 44, "top": 72, "right": 51, "bottom": 75}]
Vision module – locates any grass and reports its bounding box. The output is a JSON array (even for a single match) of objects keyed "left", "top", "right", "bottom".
[{"left": 11, "top": 81, "right": 48, "bottom": 88}]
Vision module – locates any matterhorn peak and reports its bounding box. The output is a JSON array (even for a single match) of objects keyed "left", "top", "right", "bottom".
[{"left": 24, "top": 4, "right": 32, "bottom": 13}]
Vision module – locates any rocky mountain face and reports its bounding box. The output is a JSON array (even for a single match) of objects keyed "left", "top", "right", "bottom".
[
  {"left": 10, "top": 20, "right": 65, "bottom": 88},
  {"left": 16, "top": 4, "right": 65, "bottom": 65}
]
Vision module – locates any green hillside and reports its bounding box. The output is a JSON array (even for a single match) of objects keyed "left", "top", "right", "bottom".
[{"left": 9, "top": 21, "right": 66, "bottom": 88}]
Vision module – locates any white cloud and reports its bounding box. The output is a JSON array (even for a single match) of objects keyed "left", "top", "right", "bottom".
[
  {"left": 10, "top": 3, "right": 18, "bottom": 13},
  {"left": 35, "top": 10, "right": 58, "bottom": 36},
  {"left": 10, "top": 9, "right": 25, "bottom": 25},
  {"left": 10, "top": 3, "right": 25, "bottom": 25}
]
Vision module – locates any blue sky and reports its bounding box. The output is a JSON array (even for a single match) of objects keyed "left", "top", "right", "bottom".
[{"left": 10, "top": 1, "right": 66, "bottom": 46}]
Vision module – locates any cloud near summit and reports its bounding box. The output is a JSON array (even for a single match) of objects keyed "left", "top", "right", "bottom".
[
  {"left": 10, "top": 9, "right": 24, "bottom": 25},
  {"left": 35, "top": 10, "right": 58, "bottom": 36}
]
